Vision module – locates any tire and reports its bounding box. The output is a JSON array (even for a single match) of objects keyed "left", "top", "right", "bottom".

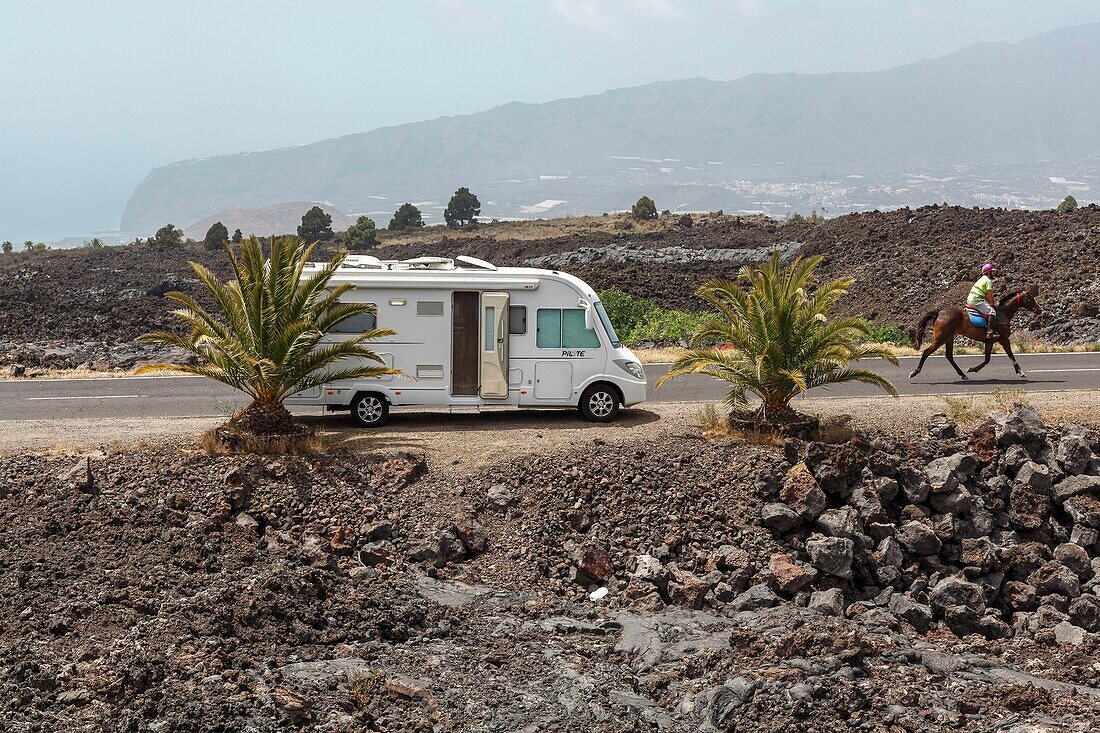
[
  {"left": 578, "top": 383, "right": 620, "bottom": 423},
  {"left": 351, "top": 393, "right": 390, "bottom": 428}
]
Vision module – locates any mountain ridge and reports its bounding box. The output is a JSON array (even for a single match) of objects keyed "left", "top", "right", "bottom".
[{"left": 121, "top": 22, "right": 1100, "bottom": 235}]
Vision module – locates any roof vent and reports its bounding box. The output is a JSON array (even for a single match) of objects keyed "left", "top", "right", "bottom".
[
  {"left": 401, "top": 256, "right": 454, "bottom": 270},
  {"left": 456, "top": 255, "right": 498, "bottom": 271},
  {"left": 341, "top": 255, "right": 384, "bottom": 269}
]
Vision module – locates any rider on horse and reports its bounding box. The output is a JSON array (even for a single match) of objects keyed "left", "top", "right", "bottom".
[{"left": 966, "top": 263, "right": 997, "bottom": 340}]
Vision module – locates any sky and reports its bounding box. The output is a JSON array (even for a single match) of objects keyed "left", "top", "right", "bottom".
[{"left": 2, "top": 0, "right": 1100, "bottom": 243}]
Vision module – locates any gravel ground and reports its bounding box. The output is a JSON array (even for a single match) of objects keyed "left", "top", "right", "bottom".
[{"left": 2, "top": 404, "right": 1099, "bottom": 730}]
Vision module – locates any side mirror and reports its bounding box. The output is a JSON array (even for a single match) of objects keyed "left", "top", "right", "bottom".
[{"left": 581, "top": 300, "right": 594, "bottom": 330}]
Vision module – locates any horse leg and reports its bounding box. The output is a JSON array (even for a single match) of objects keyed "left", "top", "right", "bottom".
[
  {"left": 968, "top": 339, "right": 994, "bottom": 373},
  {"left": 1001, "top": 337, "right": 1026, "bottom": 378},
  {"left": 945, "top": 339, "right": 969, "bottom": 381},
  {"left": 909, "top": 336, "right": 943, "bottom": 378}
]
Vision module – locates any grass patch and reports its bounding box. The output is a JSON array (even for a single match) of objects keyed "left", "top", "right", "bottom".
[
  {"left": 698, "top": 403, "right": 731, "bottom": 438},
  {"left": 201, "top": 427, "right": 328, "bottom": 456},
  {"left": 941, "top": 395, "right": 984, "bottom": 426},
  {"left": 940, "top": 387, "right": 1031, "bottom": 426},
  {"left": 990, "top": 386, "right": 1031, "bottom": 411}
]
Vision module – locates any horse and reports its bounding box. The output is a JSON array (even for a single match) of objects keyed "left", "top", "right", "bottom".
[{"left": 908, "top": 286, "right": 1042, "bottom": 381}]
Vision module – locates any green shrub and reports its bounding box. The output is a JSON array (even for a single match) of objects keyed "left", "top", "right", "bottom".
[
  {"left": 631, "top": 196, "right": 657, "bottom": 222},
  {"left": 866, "top": 323, "right": 911, "bottom": 346},
  {"left": 204, "top": 221, "right": 229, "bottom": 251},
  {"left": 1058, "top": 195, "right": 1078, "bottom": 213},
  {"left": 345, "top": 216, "right": 378, "bottom": 249},
  {"left": 598, "top": 287, "right": 705, "bottom": 345}
]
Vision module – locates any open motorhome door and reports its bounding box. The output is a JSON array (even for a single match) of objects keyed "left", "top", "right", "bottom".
[{"left": 480, "top": 292, "right": 509, "bottom": 398}]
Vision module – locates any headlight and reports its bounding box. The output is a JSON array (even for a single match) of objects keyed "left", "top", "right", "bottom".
[{"left": 614, "top": 359, "right": 645, "bottom": 380}]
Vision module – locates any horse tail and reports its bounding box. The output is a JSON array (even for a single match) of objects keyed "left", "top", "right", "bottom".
[{"left": 913, "top": 310, "right": 938, "bottom": 350}]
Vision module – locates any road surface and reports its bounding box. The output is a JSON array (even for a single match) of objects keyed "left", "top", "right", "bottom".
[{"left": 1, "top": 351, "right": 1098, "bottom": 421}]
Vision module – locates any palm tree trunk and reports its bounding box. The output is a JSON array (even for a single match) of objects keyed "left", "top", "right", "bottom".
[{"left": 232, "top": 400, "right": 296, "bottom": 435}]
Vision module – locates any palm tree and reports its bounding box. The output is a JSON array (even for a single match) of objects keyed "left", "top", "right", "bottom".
[
  {"left": 138, "top": 235, "right": 399, "bottom": 434},
  {"left": 657, "top": 252, "right": 898, "bottom": 421}
]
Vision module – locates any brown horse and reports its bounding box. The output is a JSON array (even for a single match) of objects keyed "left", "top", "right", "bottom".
[{"left": 908, "top": 286, "right": 1042, "bottom": 381}]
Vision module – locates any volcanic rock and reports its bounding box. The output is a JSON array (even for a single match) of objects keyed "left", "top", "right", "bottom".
[
  {"left": 1055, "top": 424, "right": 1095, "bottom": 476},
  {"left": 897, "top": 521, "right": 941, "bottom": 556},
  {"left": 805, "top": 534, "right": 854, "bottom": 579},
  {"left": 1015, "top": 461, "right": 1052, "bottom": 492},
  {"left": 1053, "top": 620, "right": 1086, "bottom": 646},
  {"left": 779, "top": 462, "right": 826, "bottom": 522},
  {"left": 1064, "top": 494, "right": 1100, "bottom": 527},
  {"left": 929, "top": 576, "right": 986, "bottom": 614},
  {"left": 927, "top": 413, "right": 957, "bottom": 440},
  {"left": 1052, "top": 474, "right": 1100, "bottom": 502},
  {"left": 1068, "top": 595, "right": 1100, "bottom": 631},
  {"left": 1028, "top": 562, "right": 1081, "bottom": 598},
  {"left": 990, "top": 406, "right": 1048, "bottom": 452},
  {"left": 760, "top": 502, "right": 800, "bottom": 532},
  {"left": 888, "top": 594, "right": 932, "bottom": 632},
  {"left": 571, "top": 542, "right": 614, "bottom": 586},
  {"left": 768, "top": 553, "right": 815, "bottom": 595},
  {"left": 925, "top": 453, "right": 977, "bottom": 493},
  {"left": 808, "top": 588, "right": 845, "bottom": 617},
  {"left": 1008, "top": 483, "right": 1050, "bottom": 530}
]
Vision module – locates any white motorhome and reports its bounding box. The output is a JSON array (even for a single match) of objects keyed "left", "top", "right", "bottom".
[{"left": 285, "top": 254, "right": 648, "bottom": 426}]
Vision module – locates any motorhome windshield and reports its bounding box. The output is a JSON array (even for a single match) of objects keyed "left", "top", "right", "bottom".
[{"left": 593, "top": 302, "right": 621, "bottom": 348}]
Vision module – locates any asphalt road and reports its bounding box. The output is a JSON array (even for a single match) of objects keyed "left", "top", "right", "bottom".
[{"left": 1, "top": 351, "right": 1098, "bottom": 421}]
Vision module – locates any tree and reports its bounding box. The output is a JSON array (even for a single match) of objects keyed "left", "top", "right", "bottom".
[
  {"left": 656, "top": 252, "right": 898, "bottom": 421},
  {"left": 345, "top": 215, "right": 378, "bottom": 250},
  {"left": 389, "top": 203, "right": 424, "bottom": 231},
  {"left": 444, "top": 187, "right": 481, "bottom": 227},
  {"left": 632, "top": 196, "right": 657, "bottom": 222},
  {"left": 1058, "top": 195, "right": 1079, "bottom": 213},
  {"left": 2, "top": 241, "right": 11, "bottom": 254},
  {"left": 138, "top": 236, "right": 399, "bottom": 435},
  {"left": 23, "top": 240, "right": 33, "bottom": 252},
  {"left": 153, "top": 224, "right": 183, "bottom": 247},
  {"left": 86, "top": 238, "right": 104, "bottom": 249},
  {"left": 204, "top": 221, "right": 229, "bottom": 251},
  {"left": 232, "top": 228, "right": 243, "bottom": 244},
  {"left": 298, "top": 206, "right": 334, "bottom": 242}
]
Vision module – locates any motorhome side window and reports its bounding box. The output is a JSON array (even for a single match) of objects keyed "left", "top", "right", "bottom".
[
  {"left": 331, "top": 309, "right": 378, "bottom": 333},
  {"left": 536, "top": 308, "right": 600, "bottom": 349},
  {"left": 508, "top": 305, "right": 527, "bottom": 335}
]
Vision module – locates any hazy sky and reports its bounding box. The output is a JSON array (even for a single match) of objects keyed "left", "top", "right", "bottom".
[{"left": 3, "top": 0, "right": 1100, "bottom": 242}]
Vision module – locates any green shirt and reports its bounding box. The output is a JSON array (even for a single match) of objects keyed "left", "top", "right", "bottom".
[{"left": 968, "top": 275, "right": 993, "bottom": 304}]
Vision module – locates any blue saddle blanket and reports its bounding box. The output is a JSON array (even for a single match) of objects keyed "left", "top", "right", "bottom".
[{"left": 967, "top": 310, "right": 988, "bottom": 328}]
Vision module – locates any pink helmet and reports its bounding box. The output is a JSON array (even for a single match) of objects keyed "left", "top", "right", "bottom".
[{"left": 982, "top": 263, "right": 996, "bottom": 275}]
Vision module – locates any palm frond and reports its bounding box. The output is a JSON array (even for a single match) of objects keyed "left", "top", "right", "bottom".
[
  {"left": 658, "top": 250, "right": 897, "bottom": 412},
  {"left": 138, "top": 235, "right": 400, "bottom": 414}
]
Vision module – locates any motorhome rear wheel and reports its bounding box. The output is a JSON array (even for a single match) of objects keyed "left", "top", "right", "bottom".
[{"left": 351, "top": 393, "right": 390, "bottom": 428}]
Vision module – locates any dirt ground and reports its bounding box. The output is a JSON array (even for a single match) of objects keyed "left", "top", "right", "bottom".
[{"left": 5, "top": 390, "right": 1100, "bottom": 459}]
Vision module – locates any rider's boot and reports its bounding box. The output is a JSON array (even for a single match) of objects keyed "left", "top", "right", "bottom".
[{"left": 986, "top": 326, "right": 996, "bottom": 341}]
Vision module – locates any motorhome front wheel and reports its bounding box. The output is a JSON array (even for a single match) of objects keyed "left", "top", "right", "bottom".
[
  {"left": 579, "top": 384, "right": 620, "bottom": 423},
  {"left": 351, "top": 393, "right": 390, "bottom": 428}
]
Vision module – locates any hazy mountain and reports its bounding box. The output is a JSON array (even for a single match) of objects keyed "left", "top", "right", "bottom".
[{"left": 121, "top": 23, "right": 1100, "bottom": 236}]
